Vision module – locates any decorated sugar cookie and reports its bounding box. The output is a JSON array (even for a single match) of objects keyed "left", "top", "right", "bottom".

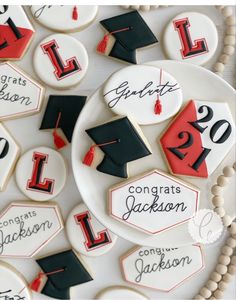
[
  {"left": 109, "top": 169, "right": 199, "bottom": 234},
  {"left": 0, "top": 201, "right": 63, "bottom": 258},
  {"left": 163, "top": 12, "right": 218, "bottom": 65},
  {"left": 0, "top": 62, "right": 44, "bottom": 121},
  {"left": 40, "top": 95, "right": 86, "bottom": 149},
  {"left": 0, "top": 261, "right": 31, "bottom": 300},
  {"left": 120, "top": 245, "right": 205, "bottom": 292},
  {"left": 95, "top": 286, "right": 148, "bottom": 300},
  {"left": 31, "top": 5, "right": 98, "bottom": 32},
  {"left": 160, "top": 100, "right": 236, "bottom": 178},
  {"left": 103, "top": 65, "right": 183, "bottom": 125},
  {"left": 83, "top": 116, "right": 152, "bottom": 178},
  {"left": 97, "top": 11, "right": 158, "bottom": 64},
  {"left": 33, "top": 34, "right": 88, "bottom": 89},
  {"left": 66, "top": 203, "right": 117, "bottom": 256},
  {"left": 15, "top": 147, "right": 67, "bottom": 201},
  {"left": 30, "top": 249, "right": 93, "bottom": 299},
  {"left": 0, "top": 123, "right": 20, "bottom": 191},
  {"left": 0, "top": 5, "right": 35, "bottom": 60}
]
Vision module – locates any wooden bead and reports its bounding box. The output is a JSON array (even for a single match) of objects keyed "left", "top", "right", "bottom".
[
  {"left": 224, "top": 35, "right": 236, "bottom": 46},
  {"left": 209, "top": 297, "right": 216, "bottom": 300},
  {"left": 228, "top": 265, "right": 236, "bottom": 274},
  {"left": 222, "top": 272, "right": 232, "bottom": 282},
  {"left": 140, "top": 5, "right": 150, "bottom": 12},
  {"left": 213, "top": 289, "right": 224, "bottom": 299},
  {"left": 121, "top": 5, "right": 130, "bottom": 9},
  {"left": 222, "top": 215, "right": 232, "bottom": 227},
  {"left": 131, "top": 5, "right": 140, "bottom": 10},
  {"left": 226, "top": 16, "right": 236, "bottom": 26},
  {"left": 223, "top": 45, "right": 235, "bottom": 55},
  {"left": 212, "top": 196, "right": 224, "bottom": 207},
  {"left": 218, "top": 254, "right": 231, "bottom": 265},
  {"left": 221, "top": 245, "right": 233, "bottom": 256},
  {"left": 213, "top": 62, "right": 225, "bottom": 73},
  {"left": 229, "top": 222, "right": 236, "bottom": 234},
  {"left": 216, "top": 264, "right": 228, "bottom": 274},
  {"left": 211, "top": 184, "right": 223, "bottom": 195},
  {"left": 216, "top": 5, "right": 225, "bottom": 10},
  {"left": 226, "top": 26, "right": 236, "bottom": 35},
  {"left": 222, "top": 6, "right": 233, "bottom": 17},
  {"left": 217, "top": 175, "right": 229, "bottom": 186},
  {"left": 219, "top": 54, "right": 230, "bottom": 64},
  {"left": 193, "top": 295, "right": 204, "bottom": 300},
  {"left": 226, "top": 237, "right": 236, "bottom": 248},
  {"left": 223, "top": 166, "right": 235, "bottom": 177},
  {"left": 214, "top": 207, "right": 225, "bottom": 217},
  {"left": 200, "top": 287, "right": 211, "bottom": 298},
  {"left": 206, "top": 280, "right": 218, "bottom": 291},
  {"left": 231, "top": 256, "right": 236, "bottom": 265},
  {"left": 210, "top": 271, "right": 222, "bottom": 282},
  {"left": 218, "top": 280, "right": 228, "bottom": 291}
]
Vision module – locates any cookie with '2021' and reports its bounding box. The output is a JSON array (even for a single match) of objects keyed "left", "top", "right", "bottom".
[
  {"left": 0, "top": 123, "right": 20, "bottom": 191},
  {"left": 160, "top": 100, "right": 236, "bottom": 178},
  {"left": 15, "top": 147, "right": 67, "bottom": 201},
  {"left": 163, "top": 12, "right": 218, "bottom": 65},
  {"left": 103, "top": 65, "right": 183, "bottom": 125},
  {"left": 66, "top": 203, "right": 117, "bottom": 256},
  {"left": 0, "top": 201, "right": 63, "bottom": 258},
  {"left": 0, "top": 261, "right": 31, "bottom": 299},
  {"left": 31, "top": 5, "right": 98, "bottom": 32},
  {"left": 0, "top": 5, "right": 35, "bottom": 60},
  {"left": 120, "top": 245, "right": 205, "bottom": 292},
  {"left": 108, "top": 169, "right": 200, "bottom": 234},
  {"left": 33, "top": 34, "right": 88, "bottom": 89},
  {"left": 0, "top": 62, "right": 44, "bottom": 121}
]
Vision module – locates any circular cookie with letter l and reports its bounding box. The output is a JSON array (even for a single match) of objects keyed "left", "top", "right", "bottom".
[
  {"left": 30, "top": 5, "right": 98, "bottom": 32},
  {"left": 33, "top": 34, "right": 88, "bottom": 89},
  {"left": 103, "top": 65, "right": 183, "bottom": 125},
  {"left": 95, "top": 286, "right": 148, "bottom": 300},
  {"left": 163, "top": 12, "right": 218, "bottom": 66},
  {"left": 0, "top": 261, "right": 31, "bottom": 300},
  {"left": 66, "top": 203, "right": 117, "bottom": 257},
  {"left": 15, "top": 146, "right": 67, "bottom": 201}
]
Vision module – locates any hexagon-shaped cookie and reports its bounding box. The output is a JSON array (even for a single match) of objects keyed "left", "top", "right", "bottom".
[
  {"left": 0, "top": 6, "right": 35, "bottom": 60},
  {"left": 160, "top": 100, "right": 236, "bottom": 178},
  {"left": 120, "top": 245, "right": 205, "bottom": 292},
  {"left": 108, "top": 169, "right": 199, "bottom": 234},
  {"left": 0, "top": 201, "right": 63, "bottom": 258},
  {"left": 0, "top": 123, "right": 20, "bottom": 191},
  {"left": 0, "top": 62, "right": 44, "bottom": 121}
]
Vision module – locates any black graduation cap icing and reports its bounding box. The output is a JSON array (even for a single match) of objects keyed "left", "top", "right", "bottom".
[
  {"left": 84, "top": 116, "right": 152, "bottom": 178},
  {"left": 41, "top": 280, "right": 70, "bottom": 299},
  {"left": 40, "top": 95, "right": 86, "bottom": 148},
  {"left": 97, "top": 11, "right": 158, "bottom": 64}
]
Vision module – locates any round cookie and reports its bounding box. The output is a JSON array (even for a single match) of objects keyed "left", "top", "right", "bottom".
[
  {"left": 30, "top": 5, "right": 98, "bottom": 32},
  {"left": 0, "top": 261, "right": 31, "bottom": 300},
  {"left": 95, "top": 286, "right": 148, "bottom": 300},
  {"left": 15, "top": 146, "right": 67, "bottom": 201},
  {"left": 33, "top": 34, "right": 88, "bottom": 89},
  {"left": 163, "top": 12, "right": 218, "bottom": 65},
  {"left": 66, "top": 203, "right": 117, "bottom": 256},
  {"left": 103, "top": 65, "right": 183, "bottom": 125}
]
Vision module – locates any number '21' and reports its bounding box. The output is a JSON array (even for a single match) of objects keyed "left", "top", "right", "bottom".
[{"left": 168, "top": 105, "right": 232, "bottom": 171}]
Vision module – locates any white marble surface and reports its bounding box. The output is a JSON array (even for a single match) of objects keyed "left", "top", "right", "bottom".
[{"left": 0, "top": 5, "right": 235, "bottom": 300}]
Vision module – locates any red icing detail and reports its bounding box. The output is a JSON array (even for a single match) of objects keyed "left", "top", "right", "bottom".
[
  {"left": 0, "top": 25, "right": 34, "bottom": 59},
  {"left": 154, "top": 99, "right": 162, "bottom": 115},
  {"left": 83, "top": 145, "right": 95, "bottom": 166},
  {"left": 29, "top": 273, "right": 44, "bottom": 292},
  {"left": 173, "top": 18, "right": 208, "bottom": 59},
  {"left": 160, "top": 100, "right": 208, "bottom": 177},
  {"left": 97, "top": 34, "right": 109, "bottom": 54},
  {"left": 72, "top": 6, "right": 78, "bottom": 20},
  {"left": 53, "top": 131, "right": 66, "bottom": 149}
]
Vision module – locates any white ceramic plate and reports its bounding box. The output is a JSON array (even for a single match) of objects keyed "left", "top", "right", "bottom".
[{"left": 72, "top": 60, "right": 236, "bottom": 247}]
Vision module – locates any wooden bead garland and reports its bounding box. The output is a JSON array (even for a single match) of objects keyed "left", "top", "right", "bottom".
[
  {"left": 121, "top": 5, "right": 169, "bottom": 11},
  {"left": 193, "top": 162, "right": 236, "bottom": 300}
]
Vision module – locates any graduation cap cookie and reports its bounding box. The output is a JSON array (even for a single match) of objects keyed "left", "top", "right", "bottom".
[
  {"left": 83, "top": 116, "right": 152, "bottom": 178},
  {"left": 97, "top": 11, "right": 158, "bottom": 64},
  {"left": 40, "top": 95, "right": 86, "bottom": 149}
]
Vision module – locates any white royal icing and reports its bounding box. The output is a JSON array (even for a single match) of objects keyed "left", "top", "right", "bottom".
[
  {"left": 0, "top": 202, "right": 63, "bottom": 258},
  {"left": 15, "top": 146, "right": 67, "bottom": 201},
  {"left": 96, "top": 286, "right": 148, "bottom": 300},
  {"left": 0, "top": 62, "right": 44, "bottom": 121},
  {"left": 103, "top": 65, "right": 183, "bottom": 125},
  {"left": 66, "top": 203, "right": 117, "bottom": 257},
  {"left": 0, "top": 123, "right": 20, "bottom": 191},
  {"left": 33, "top": 34, "right": 88, "bottom": 89},
  {"left": 30, "top": 5, "right": 98, "bottom": 32},
  {"left": 109, "top": 169, "right": 200, "bottom": 234},
  {"left": 121, "top": 245, "right": 205, "bottom": 292},
  {"left": 0, "top": 262, "right": 31, "bottom": 300},
  {"left": 163, "top": 12, "right": 218, "bottom": 66}
]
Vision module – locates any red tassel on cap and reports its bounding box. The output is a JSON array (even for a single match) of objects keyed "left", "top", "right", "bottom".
[
  {"left": 29, "top": 272, "right": 44, "bottom": 292},
  {"left": 53, "top": 112, "right": 66, "bottom": 150},
  {"left": 72, "top": 6, "right": 78, "bottom": 20},
  {"left": 154, "top": 98, "right": 162, "bottom": 115}
]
